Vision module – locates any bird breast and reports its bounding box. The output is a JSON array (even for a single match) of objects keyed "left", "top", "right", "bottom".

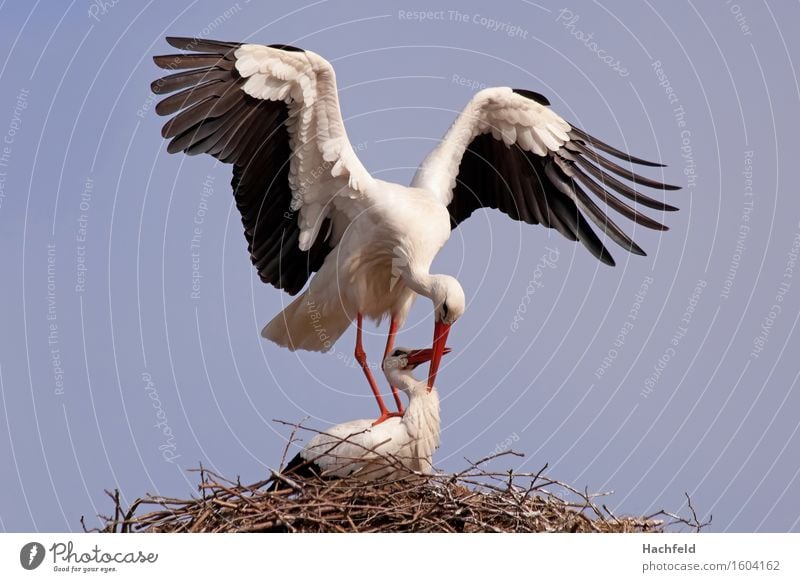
[{"left": 331, "top": 185, "right": 451, "bottom": 320}]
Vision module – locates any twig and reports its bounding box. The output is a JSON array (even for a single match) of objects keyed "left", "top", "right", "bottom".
[{"left": 94, "top": 421, "right": 704, "bottom": 533}]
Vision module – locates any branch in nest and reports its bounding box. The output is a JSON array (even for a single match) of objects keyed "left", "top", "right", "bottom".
[{"left": 95, "top": 424, "right": 703, "bottom": 533}]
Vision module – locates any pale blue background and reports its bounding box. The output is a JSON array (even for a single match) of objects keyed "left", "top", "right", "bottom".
[{"left": 0, "top": 0, "right": 798, "bottom": 532}]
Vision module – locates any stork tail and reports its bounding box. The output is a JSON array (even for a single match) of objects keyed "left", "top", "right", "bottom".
[{"left": 261, "top": 291, "right": 352, "bottom": 352}]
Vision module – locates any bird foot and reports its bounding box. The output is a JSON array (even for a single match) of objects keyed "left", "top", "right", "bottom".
[{"left": 372, "top": 411, "right": 403, "bottom": 426}]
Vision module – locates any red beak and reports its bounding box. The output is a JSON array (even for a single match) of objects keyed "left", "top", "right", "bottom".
[
  {"left": 406, "top": 346, "right": 452, "bottom": 367},
  {"left": 427, "top": 320, "right": 452, "bottom": 390}
]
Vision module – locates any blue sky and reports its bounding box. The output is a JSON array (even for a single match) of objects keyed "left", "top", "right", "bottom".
[{"left": 0, "top": 0, "right": 798, "bottom": 532}]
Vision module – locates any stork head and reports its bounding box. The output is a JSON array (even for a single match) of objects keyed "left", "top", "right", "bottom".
[
  {"left": 383, "top": 347, "right": 452, "bottom": 393},
  {"left": 427, "top": 275, "right": 465, "bottom": 390}
]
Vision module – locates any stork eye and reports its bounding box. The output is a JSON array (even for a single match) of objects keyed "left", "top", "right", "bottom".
[
  {"left": 441, "top": 302, "right": 450, "bottom": 320},
  {"left": 391, "top": 349, "right": 404, "bottom": 358}
]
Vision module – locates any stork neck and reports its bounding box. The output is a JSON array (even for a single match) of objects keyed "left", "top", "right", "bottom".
[
  {"left": 402, "top": 382, "right": 440, "bottom": 433},
  {"left": 401, "top": 379, "right": 441, "bottom": 473},
  {"left": 400, "top": 268, "right": 436, "bottom": 300},
  {"left": 384, "top": 368, "right": 424, "bottom": 395}
]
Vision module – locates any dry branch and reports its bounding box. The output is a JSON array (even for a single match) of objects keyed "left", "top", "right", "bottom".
[{"left": 90, "top": 429, "right": 709, "bottom": 533}]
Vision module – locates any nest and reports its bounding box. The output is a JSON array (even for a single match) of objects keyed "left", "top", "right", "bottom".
[{"left": 92, "top": 445, "right": 709, "bottom": 533}]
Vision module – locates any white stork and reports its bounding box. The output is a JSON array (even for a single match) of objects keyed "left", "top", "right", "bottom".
[
  {"left": 279, "top": 346, "right": 449, "bottom": 481},
  {"left": 152, "top": 38, "right": 678, "bottom": 423}
]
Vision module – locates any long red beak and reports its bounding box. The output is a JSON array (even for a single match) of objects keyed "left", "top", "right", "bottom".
[
  {"left": 427, "top": 321, "right": 452, "bottom": 390},
  {"left": 406, "top": 346, "right": 452, "bottom": 366}
]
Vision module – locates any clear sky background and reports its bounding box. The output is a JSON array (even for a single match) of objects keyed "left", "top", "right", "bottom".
[{"left": 0, "top": 0, "right": 798, "bottom": 532}]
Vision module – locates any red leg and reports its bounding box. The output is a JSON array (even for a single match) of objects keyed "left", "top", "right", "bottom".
[
  {"left": 354, "top": 313, "right": 400, "bottom": 425},
  {"left": 382, "top": 316, "right": 405, "bottom": 414}
]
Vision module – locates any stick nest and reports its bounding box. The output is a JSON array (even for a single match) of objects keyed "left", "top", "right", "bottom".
[{"left": 92, "top": 447, "right": 709, "bottom": 533}]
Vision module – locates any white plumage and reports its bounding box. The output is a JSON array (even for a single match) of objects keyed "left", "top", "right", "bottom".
[
  {"left": 153, "top": 38, "right": 678, "bottom": 420},
  {"left": 412, "top": 87, "right": 571, "bottom": 196},
  {"left": 281, "top": 347, "right": 447, "bottom": 480}
]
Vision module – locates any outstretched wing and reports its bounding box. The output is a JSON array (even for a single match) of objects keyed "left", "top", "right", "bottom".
[
  {"left": 412, "top": 87, "right": 679, "bottom": 266},
  {"left": 152, "top": 37, "right": 374, "bottom": 294}
]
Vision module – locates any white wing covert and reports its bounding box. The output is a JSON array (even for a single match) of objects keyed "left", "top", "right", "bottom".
[
  {"left": 296, "top": 418, "right": 410, "bottom": 479},
  {"left": 152, "top": 37, "right": 374, "bottom": 294},
  {"left": 413, "top": 87, "right": 680, "bottom": 265}
]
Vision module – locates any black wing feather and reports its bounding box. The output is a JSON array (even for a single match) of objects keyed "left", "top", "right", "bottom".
[
  {"left": 567, "top": 126, "right": 665, "bottom": 167},
  {"left": 153, "top": 53, "right": 236, "bottom": 70},
  {"left": 151, "top": 67, "right": 231, "bottom": 94},
  {"left": 165, "top": 36, "right": 240, "bottom": 52},
  {"left": 152, "top": 37, "right": 332, "bottom": 295},
  {"left": 155, "top": 79, "right": 226, "bottom": 116},
  {"left": 447, "top": 90, "right": 680, "bottom": 265}
]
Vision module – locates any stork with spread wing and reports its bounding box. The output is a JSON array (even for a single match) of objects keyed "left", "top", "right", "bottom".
[{"left": 152, "top": 38, "right": 678, "bottom": 423}]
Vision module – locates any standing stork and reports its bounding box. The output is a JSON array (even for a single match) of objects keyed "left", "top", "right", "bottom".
[
  {"left": 278, "top": 346, "right": 450, "bottom": 482},
  {"left": 151, "top": 38, "right": 678, "bottom": 423}
]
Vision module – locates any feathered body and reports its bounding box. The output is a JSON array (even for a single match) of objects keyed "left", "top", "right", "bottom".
[
  {"left": 263, "top": 183, "right": 451, "bottom": 352},
  {"left": 282, "top": 349, "right": 443, "bottom": 480},
  {"left": 152, "top": 38, "right": 678, "bottom": 408}
]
